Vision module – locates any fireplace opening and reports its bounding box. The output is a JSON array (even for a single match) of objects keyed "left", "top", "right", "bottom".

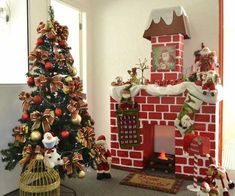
[{"left": 146, "top": 125, "right": 175, "bottom": 173}]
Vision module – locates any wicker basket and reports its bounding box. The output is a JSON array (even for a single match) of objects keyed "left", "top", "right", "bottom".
[{"left": 19, "top": 158, "right": 60, "bottom": 196}]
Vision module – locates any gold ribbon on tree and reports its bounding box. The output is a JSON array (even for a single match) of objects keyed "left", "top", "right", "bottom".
[
  {"left": 53, "top": 21, "right": 69, "bottom": 41},
  {"left": 36, "top": 21, "right": 56, "bottom": 39},
  {"left": 19, "top": 91, "right": 33, "bottom": 112},
  {"left": 29, "top": 49, "right": 49, "bottom": 65},
  {"left": 12, "top": 124, "right": 28, "bottom": 143},
  {"left": 19, "top": 145, "right": 43, "bottom": 166},
  {"left": 30, "top": 109, "right": 55, "bottom": 132},
  {"left": 65, "top": 52, "right": 74, "bottom": 65},
  {"left": 67, "top": 99, "right": 79, "bottom": 119},
  {"left": 63, "top": 152, "right": 84, "bottom": 175},
  {"left": 67, "top": 78, "right": 83, "bottom": 99},
  {"left": 34, "top": 75, "right": 48, "bottom": 88},
  {"left": 54, "top": 49, "right": 65, "bottom": 68},
  {"left": 50, "top": 75, "right": 63, "bottom": 93},
  {"left": 76, "top": 127, "right": 95, "bottom": 149}
]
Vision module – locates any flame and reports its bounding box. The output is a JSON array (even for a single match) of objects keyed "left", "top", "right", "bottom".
[{"left": 158, "top": 151, "right": 168, "bottom": 160}]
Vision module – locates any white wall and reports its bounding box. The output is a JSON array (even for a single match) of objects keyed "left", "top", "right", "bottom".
[
  {"left": 0, "top": 0, "right": 28, "bottom": 84},
  {"left": 90, "top": 0, "right": 219, "bottom": 147},
  {"left": 0, "top": 85, "right": 30, "bottom": 194}
]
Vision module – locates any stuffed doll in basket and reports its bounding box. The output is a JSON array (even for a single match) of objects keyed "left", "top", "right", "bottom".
[{"left": 95, "top": 135, "right": 112, "bottom": 180}]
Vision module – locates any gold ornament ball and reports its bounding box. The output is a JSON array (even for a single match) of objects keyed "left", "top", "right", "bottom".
[
  {"left": 65, "top": 76, "right": 73, "bottom": 82},
  {"left": 72, "top": 114, "right": 82, "bottom": 125},
  {"left": 62, "top": 85, "right": 70, "bottom": 94},
  {"left": 70, "top": 67, "right": 77, "bottom": 77},
  {"left": 30, "top": 131, "right": 42, "bottom": 141},
  {"left": 78, "top": 170, "right": 85, "bottom": 178}
]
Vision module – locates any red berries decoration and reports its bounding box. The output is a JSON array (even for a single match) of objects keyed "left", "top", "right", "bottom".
[
  {"left": 27, "top": 77, "right": 34, "bottom": 86},
  {"left": 61, "top": 130, "right": 70, "bottom": 138},
  {"left": 55, "top": 108, "right": 63, "bottom": 116},
  {"left": 45, "top": 62, "right": 53, "bottom": 70},
  {"left": 33, "top": 95, "right": 42, "bottom": 105},
  {"left": 21, "top": 113, "right": 29, "bottom": 121},
  {"left": 37, "top": 38, "right": 43, "bottom": 45}
]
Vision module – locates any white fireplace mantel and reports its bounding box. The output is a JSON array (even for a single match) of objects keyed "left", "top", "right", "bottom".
[{"left": 110, "top": 82, "right": 223, "bottom": 104}]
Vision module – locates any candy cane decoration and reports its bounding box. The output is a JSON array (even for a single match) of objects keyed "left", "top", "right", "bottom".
[{"left": 193, "top": 153, "right": 198, "bottom": 189}]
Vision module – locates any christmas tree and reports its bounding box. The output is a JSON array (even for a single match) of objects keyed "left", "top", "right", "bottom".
[{"left": 1, "top": 7, "right": 96, "bottom": 179}]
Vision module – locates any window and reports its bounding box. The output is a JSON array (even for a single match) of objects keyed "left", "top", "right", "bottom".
[
  {"left": 0, "top": 0, "right": 28, "bottom": 84},
  {"left": 51, "top": 0, "right": 87, "bottom": 93}
]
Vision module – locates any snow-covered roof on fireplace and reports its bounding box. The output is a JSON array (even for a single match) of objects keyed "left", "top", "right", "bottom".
[{"left": 143, "top": 6, "right": 190, "bottom": 40}]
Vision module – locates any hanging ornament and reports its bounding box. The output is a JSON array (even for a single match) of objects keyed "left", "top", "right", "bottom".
[
  {"left": 71, "top": 113, "right": 82, "bottom": 125},
  {"left": 78, "top": 170, "right": 85, "bottom": 178},
  {"left": 27, "top": 77, "right": 35, "bottom": 87},
  {"left": 45, "top": 62, "right": 53, "bottom": 70},
  {"left": 69, "top": 67, "right": 77, "bottom": 77},
  {"left": 61, "top": 130, "right": 70, "bottom": 138},
  {"left": 30, "top": 130, "right": 42, "bottom": 141},
  {"left": 65, "top": 76, "right": 73, "bottom": 83},
  {"left": 21, "top": 113, "right": 29, "bottom": 121},
  {"left": 37, "top": 37, "right": 44, "bottom": 45},
  {"left": 62, "top": 84, "right": 70, "bottom": 94},
  {"left": 55, "top": 108, "right": 63, "bottom": 117},
  {"left": 33, "top": 95, "right": 42, "bottom": 105}
]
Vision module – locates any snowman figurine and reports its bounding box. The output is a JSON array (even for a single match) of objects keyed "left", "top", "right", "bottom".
[
  {"left": 42, "top": 132, "right": 59, "bottom": 149},
  {"left": 42, "top": 132, "right": 63, "bottom": 168}
]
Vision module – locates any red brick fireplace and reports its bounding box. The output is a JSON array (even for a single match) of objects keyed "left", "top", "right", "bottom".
[
  {"left": 110, "top": 7, "right": 220, "bottom": 178},
  {"left": 110, "top": 33, "right": 219, "bottom": 178}
]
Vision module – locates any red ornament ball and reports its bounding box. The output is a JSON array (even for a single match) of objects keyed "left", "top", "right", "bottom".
[
  {"left": 61, "top": 130, "right": 70, "bottom": 138},
  {"left": 55, "top": 108, "right": 63, "bottom": 116},
  {"left": 21, "top": 113, "right": 29, "bottom": 121},
  {"left": 27, "top": 77, "right": 34, "bottom": 86},
  {"left": 33, "top": 95, "right": 42, "bottom": 105},
  {"left": 45, "top": 62, "right": 53, "bottom": 70},
  {"left": 37, "top": 38, "right": 43, "bottom": 45}
]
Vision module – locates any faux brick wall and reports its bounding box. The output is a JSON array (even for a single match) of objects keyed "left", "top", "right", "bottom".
[
  {"left": 109, "top": 34, "right": 219, "bottom": 178},
  {"left": 110, "top": 92, "right": 218, "bottom": 178}
]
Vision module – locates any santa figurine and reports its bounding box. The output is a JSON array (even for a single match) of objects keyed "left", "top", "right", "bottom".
[{"left": 95, "top": 135, "right": 112, "bottom": 180}]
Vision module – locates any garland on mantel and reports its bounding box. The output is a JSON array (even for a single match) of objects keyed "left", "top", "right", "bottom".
[{"left": 110, "top": 82, "right": 223, "bottom": 135}]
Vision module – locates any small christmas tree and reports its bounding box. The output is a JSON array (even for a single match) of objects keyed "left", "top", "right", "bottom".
[{"left": 1, "top": 7, "right": 96, "bottom": 179}]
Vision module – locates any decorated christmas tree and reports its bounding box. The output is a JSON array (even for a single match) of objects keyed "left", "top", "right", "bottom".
[{"left": 1, "top": 7, "right": 96, "bottom": 179}]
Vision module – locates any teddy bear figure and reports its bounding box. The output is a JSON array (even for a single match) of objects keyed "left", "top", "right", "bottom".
[
  {"left": 44, "top": 148, "right": 64, "bottom": 168},
  {"left": 127, "top": 67, "right": 140, "bottom": 85},
  {"left": 95, "top": 135, "right": 112, "bottom": 180}
]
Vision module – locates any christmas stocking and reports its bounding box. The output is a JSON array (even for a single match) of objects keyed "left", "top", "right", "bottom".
[{"left": 175, "top": 93, "right": 203, "bottom": 135}]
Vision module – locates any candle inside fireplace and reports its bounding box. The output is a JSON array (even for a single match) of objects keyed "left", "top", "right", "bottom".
[{"left": 158, "top": 151, "right": 168, "bottom": 160}]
